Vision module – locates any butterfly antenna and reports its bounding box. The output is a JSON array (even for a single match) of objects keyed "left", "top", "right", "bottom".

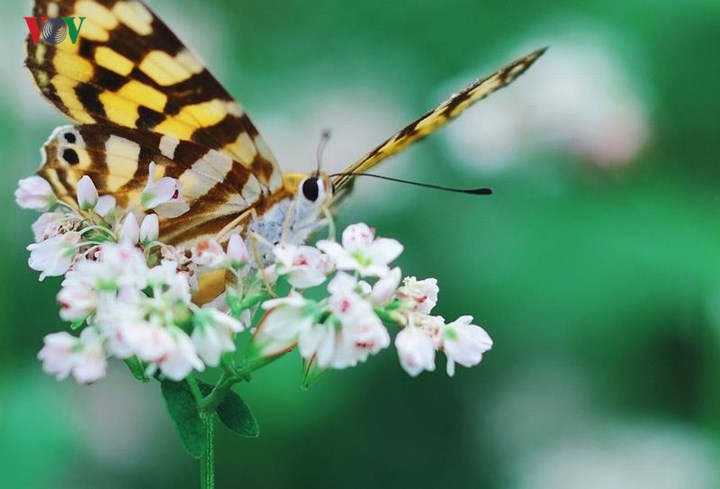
[
  {"left": 316, "top": 129, "right": 331, "bottom": 176},
  {"left": 329, "top": 172, "right": 492, "bottom": 195}
]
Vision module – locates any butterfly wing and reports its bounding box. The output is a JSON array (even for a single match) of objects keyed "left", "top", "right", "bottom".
[
  {"left": 332, "top": 48, "right": 546, "bottom": 192},
  {"left": 25, "top": 0, "right": 280, "bottom": 190},
  {"left": 40, "top": 124, "right": 267, "bottom": 244}
]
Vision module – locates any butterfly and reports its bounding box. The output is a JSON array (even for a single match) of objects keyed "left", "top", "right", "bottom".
[{"left": 25, "top": 0, "right": 545, "bottom": 254}]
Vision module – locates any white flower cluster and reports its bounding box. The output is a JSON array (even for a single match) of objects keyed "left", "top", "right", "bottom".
[
  {"left": 17, "top": 169, "right": 492, "bottom": 385},
  {"left": 255, "top": 223, "right": 493, "bottom": 376}
]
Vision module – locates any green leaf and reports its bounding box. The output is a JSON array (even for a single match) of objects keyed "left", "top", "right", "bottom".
[
  {"left": 124, "top": 357, "right": 149, "bottom": 382},
  {"left": 161, "top": 380, "right": 205, "bottom": 458},
  {"left": 217, "top": 389, "right": 259, "bottom": 438},
  {"left": 198, "top": 381, "right": 259, "bottom": 438}
]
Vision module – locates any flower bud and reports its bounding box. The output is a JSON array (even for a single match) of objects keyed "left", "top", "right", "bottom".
[
  {"left": 76, "top": 176, "right": 99, "bottom": 210},
  {"left": 15, "top": 176, "right": 56, "bottom": 210},
  {"left": 119, "top": 214, "right": 140, "bottom": 244},
  {"left": 226, "top": 234, "right": 248, "bottom": 267},
  {"left": 140, "top": 214, "right": 159, "bottom": 244}
]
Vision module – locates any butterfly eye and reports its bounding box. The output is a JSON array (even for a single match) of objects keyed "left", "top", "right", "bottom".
[{"left": 301, "top": 177, "right": 321, "bottom": 202}]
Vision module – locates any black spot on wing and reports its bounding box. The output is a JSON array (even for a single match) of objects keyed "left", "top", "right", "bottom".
[{"left": 62, "top": 148, "right": 79, "bottom": 165}]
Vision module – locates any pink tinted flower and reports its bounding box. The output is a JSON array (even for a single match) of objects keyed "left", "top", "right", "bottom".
[
  {"left": 31, "top": 212, "right": 77, "bottom": 243},
  {"left": 395, "top": 326, "right": 436, "bottom": 377},
  {"left": 442, "top": 316, "right": 493, "bottom": 376},
  {"left": 273, "top": 243, "right": 333, "bottom": 288},
  {"left": 317, "top": 273, "right": 391, "bottom": 368},
  {"left": 15, "top": 176, "right": 56, "bottom": 210},
  {"left": 38, "top": 328, "right": 107, "bottom": 384},
  {"left": 27, "top": 232, "right": 81, "bottom": 280},
  {"left": 192, "top": 238, "right": 227, "bottom": 268},
  {"left": 371, "top": 267, "right": 402, "bottom": 305},
  {"left": 317, "top": 223, "right": 403, "bottom": 277},
  {"left": 226, "top": 234, "right": 248, "bottom": 267},
  {"left": 58, "top": 272, "right": 97, "bottom": 321},
  {"left": 397, "top": 277, "right": 438, "bottom": 314}
]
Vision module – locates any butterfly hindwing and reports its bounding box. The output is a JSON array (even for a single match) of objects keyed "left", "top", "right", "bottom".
[
  {"left": 25, "top": 0, "right": 281, "bottom": 190},
  {"left": 332, "top": 48, "right": 547, "bottom": 191},
  {"left": 40, "top": 124, "right": 267, "bottom": 244}
]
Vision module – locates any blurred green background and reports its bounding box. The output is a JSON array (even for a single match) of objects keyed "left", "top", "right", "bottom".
[{"left": 2, "top": 0, "right": 720, "bottom": 487}]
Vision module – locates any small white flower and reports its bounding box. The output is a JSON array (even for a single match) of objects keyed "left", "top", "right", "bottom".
[
  {"left": 226, "top": 234, "right": 248, "bottom": 267},
  {"left": 72, "top": 328, "right": 108, "bottom": 384},
  {"left": 442, "top": 316, "right": 493, "bottom": 376},
  {"left": 31, "top": 212, "right": 78, "bottom": 243},
  {"left": 317, "top": 223, "right": 403, "bottom": 277},
  {"left": 27, "top": 232, "right": 81, "bottom": 280},
  {"left": 255, "top": 293, "right": 316, "bottom": 357},
  {"left": 158, "top": 329, "right": 205, "bottom": 381},
  {"left": 371, "top": 267, "right": 402, "bottom": 305},
  {"left": 58, "top": 272, "right": 97, "bottom": 321},
  {"left": 140, "top": 214, "right": 159, "bottom": 244},
  {"left": 398, "top": 277, "right": 439, "bottom": 314},
  {"left": 141, "top": 162, "right": 189, "bottom": 218},
  {"left": 38, "top": 328, "right": 107, "bottom": 384},
  {"left": 76, "top": 176, "right": 99, "bottom": 210},
  {"left": 15, "top": 176, "right": 56, "bottom": 210},
  {"left": 119, "top": 214, "right": 140, "bottom": 244},
  {"left": 319, "top": 273, "right": 391, "bottom": 368},
  {"left": 191, "top": 309, "right": 245, "bottom": 366},
  {"left": 273, "top": 243, "right": 333, "bottom": 288},
  {"left": 192, "top": 238, "right": 227, "bottom": 269},
  {"left": 37, "top": 332, "right": 77, "bottom": 380},
  {"left": 395, "top": 326, "right": 436, "bottom": 377}
]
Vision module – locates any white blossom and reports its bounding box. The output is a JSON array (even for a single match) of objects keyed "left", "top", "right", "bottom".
[
  {"left": 395, "top": 326, "right": 437, "bottom": 377},
  {"left": 191, "top": 309, "right": 245, "bottom": 366},
  {"left": 317, "top": 223, "right": 403, "bottom": 277},
  {"left": 27, "top": 232, "right": 81, "bottom": 280},
  {"left": 442, "top": 316, "right": 493, "bottom": 376},
  {"left": 273, "top": 243, "right": 333, "bottom": 288},
  {"left": 192, "top": 238, "right": 227, "bottom": 269},
  {"left": 15, "top": 176, "right": 56, "bottom": 210},
  {"left": 398, "top": 277, "right": 439, "bottom": 314},
  {"left": 38, "top": 328, "right": 107, "bottom": 384},
  {"left": 157, "top": 329, "right": 205, "bottom": 381},
  {"left": 141, "top": 162, "right": 189, "bottom": 218},
  {"left": 255, "top": 294, "right": 316, "bottom": 357},
  {"left": 370, "top": 267, "right": 401, "bottom": 305}
]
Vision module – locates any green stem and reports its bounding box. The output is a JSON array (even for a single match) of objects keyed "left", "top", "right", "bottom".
[
  {"left": 200, "top": 413, "right": 215, "bottom": 489},
  {"left": 199, "top": 355, "right": 283, "bottom": 412}
]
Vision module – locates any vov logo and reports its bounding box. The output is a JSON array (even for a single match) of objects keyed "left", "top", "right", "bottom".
[{"left": 24, "top": 16, "right": 85, "bottom": 45}]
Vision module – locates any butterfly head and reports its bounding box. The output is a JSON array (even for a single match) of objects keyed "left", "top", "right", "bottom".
[{"left": 283, "top": 172, "right": 334, "bottom": 208}]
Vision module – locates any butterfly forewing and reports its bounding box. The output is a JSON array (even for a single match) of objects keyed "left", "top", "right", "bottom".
[
  {"left": 332, "top": 48, "right": 546, "bottom": 191},
  {"left": 25, "top": 0, "right": 281, "bottom": 190}
]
